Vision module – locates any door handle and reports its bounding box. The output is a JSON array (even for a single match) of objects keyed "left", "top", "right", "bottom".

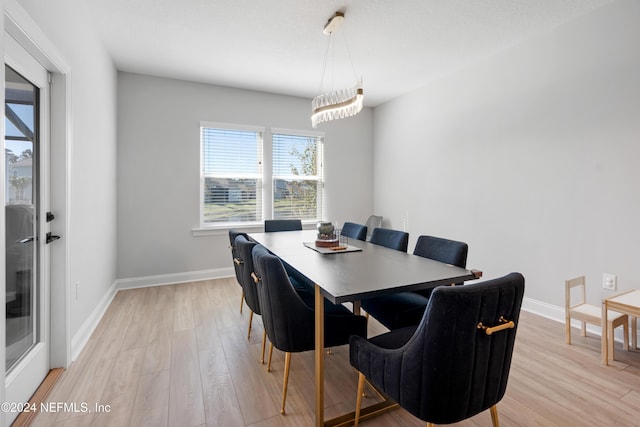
[
  {"left": 19, "top": 237, "right": 35, "bottom": 244},
  {"left": 46, "top": 232, "right": 61, "bottom": 244}
]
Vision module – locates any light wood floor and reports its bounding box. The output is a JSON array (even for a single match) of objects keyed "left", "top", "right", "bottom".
[{"left": 29, "top": 277, "right": 640, "bottom": 427}]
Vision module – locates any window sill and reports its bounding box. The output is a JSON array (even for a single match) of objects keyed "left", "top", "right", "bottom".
[
  {"left": 192, "top": 221, "right": 317, "bottom": 237},
  {"left": 192, "top": 225, "right": 264, "bottom": 237}
]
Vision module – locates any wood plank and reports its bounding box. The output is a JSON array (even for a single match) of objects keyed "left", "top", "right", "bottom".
[
  {"left": 143, "top": 308, "right": 173, "bottom": 374},
  {"left": 92, "top": 348, "right": 145, "bottom": 427},
  {"left": 120, "top": 287, "right": 156, "bottom": 351},
  {"left": 198, "top": 345, "right": 244, "bottom": 427},
  {"left": 173, "top": 283, "right": 196, "bottom": 332},
  {"left": 130, "top": 369, "right": 171, "bottom": 427},
  {"left": 168, "top": 328, "right": 206, "bottom": 427}
]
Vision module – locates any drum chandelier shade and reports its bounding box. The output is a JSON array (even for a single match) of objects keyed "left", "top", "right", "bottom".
[{"left": 311, "top": 11, "right": 364, "bottom": 128}]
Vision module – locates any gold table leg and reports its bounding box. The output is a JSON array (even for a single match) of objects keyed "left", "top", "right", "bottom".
[
  {"left": 353, "top": 300, "right": 361, "bottom": 316},
  {"left": 316, "top": 293, "right": 398, "bottom": 427}
]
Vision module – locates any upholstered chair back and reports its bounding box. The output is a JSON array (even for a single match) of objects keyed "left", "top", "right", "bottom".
[
  {"left": 341, "top": 222, "right": 367, "bottom": 241},
  {"left": 252, "top": 245, "right": 367, "bottom": 352},
  {"left": 350, "top": 272, "right": 525, "bottom": 424},
  {"left": 369, "top": 227, "right": 409, "bottom": 252},
  {"left": 413, "top": 235, "right": 468, "bottom": 296},
  {"left": 264, "top": 219, "right": 302, "bottom": 232},
  {"left": 228, "top": 229, "right": 248, "bottom": 281},
  {"left": 235, "top": 235, "right": 261, "bottom": 315}
]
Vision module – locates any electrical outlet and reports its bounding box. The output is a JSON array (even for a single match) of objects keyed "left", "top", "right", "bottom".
[{"left": 603, "top": 273, "right": 617, "bottom": 291}]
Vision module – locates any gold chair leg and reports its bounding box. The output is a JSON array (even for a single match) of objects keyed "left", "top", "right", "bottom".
[
  {"left": 261, "top": 329, "right": 267, "bottom": 364},
  {"left": 354, "top": 372, "right": 365, "bottom": 427},
  {"left": 240, "top": 290, "right": 244, "bottom": 313},
  {"left": 247, "top": 310, "right": 254, "bottom": 340},
  {"left": 281, "top": 352, "right": 292, "bottom": 415},
  {"left": 267, "top": 343, "right": 274, "bottom": 372},
  {"left": 490, "top": 405, "right": 500, "bottom": 427}
]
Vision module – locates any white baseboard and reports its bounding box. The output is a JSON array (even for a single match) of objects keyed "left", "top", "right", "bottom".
[
  {"left": 115, "top": 267, "right": 234, "bottom": 290},
  {"left": 522, "top": 296, "right": 564, "bottom": 322}
]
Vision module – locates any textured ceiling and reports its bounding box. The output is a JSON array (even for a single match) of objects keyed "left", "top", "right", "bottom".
[{"left": 84, "top": 0, "right": 612, "bottom": 106}]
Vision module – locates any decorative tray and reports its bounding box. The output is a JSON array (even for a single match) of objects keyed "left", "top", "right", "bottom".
[{"left": 303, "top": 242, "right": 363, "bottom": 254}]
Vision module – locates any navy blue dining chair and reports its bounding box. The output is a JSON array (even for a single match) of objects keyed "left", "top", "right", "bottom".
[
  {"left": 264, "top": 219, "right": 302, "bottom": 232},
  {"left": 252, "top": 244, "right": 367, "bottom": 415},
  {"left": 350, "top": 272, "right": 525, "bottom": 426},
  {"left": 234, "top": 235, "right": 269, "bottom": 364},
  {"left": 361, "top": 235, "right": 469, "bottom": 330},
  {"left": 369, "top": 227, "right": 409, "bottom": 252},
  {"left": 228, "top": 229, "right": 248, "bottom": 313},
  {"left": 341, "top": 222, "right": 367, "bottom": 241},
  {"left": 412, "top": 235, "right": 468, "bottom": 294},
  {"left": 263, "top": 218, "right": 320, "bottom": 302}
]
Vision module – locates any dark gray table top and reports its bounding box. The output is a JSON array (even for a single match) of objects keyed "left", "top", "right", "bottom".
[{"left": 249, "top": 230, "right": 477, "bottom": 304}]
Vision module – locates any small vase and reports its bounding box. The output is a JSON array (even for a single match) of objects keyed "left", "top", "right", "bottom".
[{"left": 316, "top": 221, "right": 335, "bottom": 236}]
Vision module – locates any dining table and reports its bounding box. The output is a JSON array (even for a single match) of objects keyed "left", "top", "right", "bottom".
[{"left": 248, "top": 229, "right": 481, "bottom": 426}]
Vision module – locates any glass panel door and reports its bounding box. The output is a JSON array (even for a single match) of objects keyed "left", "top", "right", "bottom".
[
  {"left": 5, "top": 65, "right": 39, "bottom": 372},
  {"left": 4, "top": 29, "right": 51, "bottom": 426}
]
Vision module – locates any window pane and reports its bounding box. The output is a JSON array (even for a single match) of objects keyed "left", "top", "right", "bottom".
[
  {"left": 202, "top": 128, "right": 260, "bottom": 176},
  {"left": 272, "top": 134, "right": 318, "bottom": 178},
  {"left": 203, "top": 177, "right": 259, "bottom": 223},
  {"left": 273, "top": 179, "right": 319, "bottom": 220}
]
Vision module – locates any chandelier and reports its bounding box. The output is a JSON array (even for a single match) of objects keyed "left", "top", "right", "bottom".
[{"left": 311, "top": 11, "right": 364, "bottom": 128}]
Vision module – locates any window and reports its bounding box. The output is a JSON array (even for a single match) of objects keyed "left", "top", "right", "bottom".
[
  {"left": 200, "top": 123, "right": 324, "bottom": 228},
  {"left": 272, "top": 130, "right": 324, "bottom": 221},
  {"left": 200, "top": 123, "right": 264, "bottom": 226}
]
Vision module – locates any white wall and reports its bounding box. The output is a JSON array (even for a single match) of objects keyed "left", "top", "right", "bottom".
[
  {"left": 16, "top": 0, "right": 118, "bottom": 339},
  {"left": 373, "top": 0, "right": 640, "bottom": 308},
  {"left": 116, "top": 72, "right": 373, "bottom": 281}
]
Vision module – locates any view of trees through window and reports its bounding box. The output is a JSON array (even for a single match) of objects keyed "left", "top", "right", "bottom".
[
  {"left": 272, "top": 133, "right": 322, "bottom": 220},
  {"left": 6, "top": 149, "right": 33, "bottom": 203},
  {"left": 6, "top": 97, "right": 35, "bottom": 205}
]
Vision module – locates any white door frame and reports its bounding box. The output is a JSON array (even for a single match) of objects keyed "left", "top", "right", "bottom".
[{"left": 3, "top": 0, "right": 72, "bottom": 373}]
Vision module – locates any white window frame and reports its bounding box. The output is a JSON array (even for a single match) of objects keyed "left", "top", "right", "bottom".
[
  {"left": 199, "top": 121, "right": 265, "bottom": 228},
  {"left": 198, "top": 123, "right": 325, "bottom": 230},
  {"left": 271, "top": 127, "right": 325, "bottom": 222}
]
